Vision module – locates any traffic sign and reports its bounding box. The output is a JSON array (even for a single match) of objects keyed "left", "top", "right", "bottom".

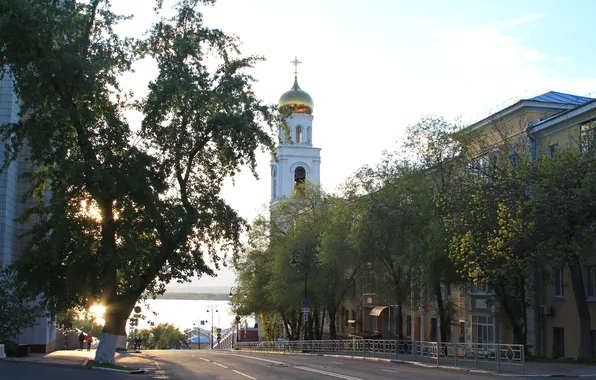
[
  {"left": 303, "top": 312, "right": 308, "bottom": 321},
  {"left": 301, "top": 299, "right": 310, "bottom": 307},
  {"left": 216, "top": 328, "right": 222, "bottom": 333},
  {"left": 301, "top": 308, "right": 310, "bottom": 313}
]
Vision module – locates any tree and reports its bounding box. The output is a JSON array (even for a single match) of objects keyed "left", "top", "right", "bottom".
[
  {"left": 0, "top": 0, "right": 277, "bottom": 363},
  {"left": 532, "top": 147, "right": 596, "bottom": 361},
  {"left": 348, "top": 163, "right": 416, "bottom": 339},
  {"left": 0, "top": 267, "right": 44, "bottom": 348},
  {"left": 401, "top": 116, "right": 464, "bottom": 343},
  {"left": 150, "top": 323, "right": 187, "bottom": 349},
  {"left": 443, "top": 145, "right": 540, "bottom": 346}
]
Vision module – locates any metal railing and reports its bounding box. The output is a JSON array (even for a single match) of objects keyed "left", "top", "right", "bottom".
[
  {"left": 235, "top": 339, "right": 525, "bottom": 372},
  {"left": 211, "top": 326, "right": 237, "bottom": 349}
]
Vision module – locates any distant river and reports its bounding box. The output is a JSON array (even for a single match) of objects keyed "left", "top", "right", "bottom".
[{"left": 130, "top": 299, "right": 246, "bottom": 332}]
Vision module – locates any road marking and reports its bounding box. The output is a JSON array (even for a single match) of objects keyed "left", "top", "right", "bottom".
[
  {"left": 213, "top": 362, "right": 228, "bottom": 368},
  {"left": 232, "top": 354, "right": 285, "bottom": 365},
  {"left": 332, "top": 362, "right": 344, "bottom": 365},
  {"left": 382, "top": 369, "right": 400, "bottom": 373},
  {"left": 295, "top": 366, "right": 364, "bottom": 380},
  {"left": 200, "top": 357, "right": 211, "bottom": 362},
  {"left": 232, "top": 369, "right": 257, "bottom": 379}
]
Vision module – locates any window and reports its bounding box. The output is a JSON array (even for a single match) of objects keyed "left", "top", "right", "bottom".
[
  {"left": 553, "top": 267, "right": 564, "bottom": 297},
  {"left": 406, "top": 315, "right": 412, "bottom": 338},
  {"left": 587, "top": 266, "right": 596, "bottom": 299},
  {"left": 581, "top": 122, "right": 596, "bottom": 152},
  {"left": 271, "top": 166, "right": 277, "bottom": 199},
  {"left": 547, "top": 144, "right": 559, "bottom": 156},
  {"left": 472, "top": 315, "right": 495, "bottom": 345},
  {"left": 471, "top": 283, "right": 491, "bottom": 295},
  {"left": 459, "top": 321, "right": 465, "bottom": 342},
  {"left": 296, "top": 125, "right": 302, "bottom": 143},
  {"left": 553, "top": 327, "right": 565, "bottom": 358},
  {"left": 444, "top": 283, "right": 452, "bottom": 298},
  {"left": 430, "top": 318, "right": 438, "bottom": 341},
  {"left": 509, "top": 153, "right": 520, "bottom": 168},
  {"left": 344, "top": 310, "right": 349, "bottom": 326}
]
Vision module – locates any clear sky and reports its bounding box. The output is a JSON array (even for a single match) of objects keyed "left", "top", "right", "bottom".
[{"left": 111, "top": 0, "right": 596, "bottom": 290}]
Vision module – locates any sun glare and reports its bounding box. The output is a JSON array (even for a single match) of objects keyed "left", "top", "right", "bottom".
[{"left": 89, "top": 305, "right": 106, "bottom": 326}]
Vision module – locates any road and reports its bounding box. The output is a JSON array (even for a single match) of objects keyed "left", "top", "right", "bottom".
[
  {"left": 0, "top": 360, "right": 137, "bottom": 380},
  {"left": 143, "top": 349, "right": 501, "bottom": 379}
]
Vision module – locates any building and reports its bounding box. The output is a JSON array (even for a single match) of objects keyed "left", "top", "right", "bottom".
[
  {"left": 271, "top": 57, "right": 321, "bottom": 202},
  {"left": 331, "top": 91, "right": 596, "bottom": 361},
  {"left": 0, "top": 74, "right": 56, "bottom": 352},
  {"left": 437, "top": 91, "right": 596, "bottom": 359}
]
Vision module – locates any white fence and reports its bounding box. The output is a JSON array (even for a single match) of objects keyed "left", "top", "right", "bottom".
[{"left": 235, "top": 339, "right": 525, "bottom": 373}]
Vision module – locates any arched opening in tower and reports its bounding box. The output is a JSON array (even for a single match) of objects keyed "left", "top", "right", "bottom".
[
  {"left": 296, "top": 126, "right": 302, "bottom": 143},
  {"left": 294, "top": 166, "right": 306, "bottom": 191}
]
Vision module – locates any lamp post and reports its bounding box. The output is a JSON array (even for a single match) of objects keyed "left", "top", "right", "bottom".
[
  {"left": 290, "top": 246, "right": 318, "bottom": 341},
  {"left": 207, "top": 305, "right": 218, "bottom": 349},
  {"left": 229, "top": 287, "right": 240, "bottom": 346}
]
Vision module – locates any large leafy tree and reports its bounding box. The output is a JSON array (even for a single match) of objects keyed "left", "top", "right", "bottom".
[
  {"left": 532, "top": 147, "right": 596, "bottom": 361},
  {"left": 402, "top": 117, "right": 464, "bottom": 343},
  {"left": 444, "top": 152, "right": 538, "bottom": 345},
  {"left": 0, "top": 0, "right": 277, "bottom": 362}
]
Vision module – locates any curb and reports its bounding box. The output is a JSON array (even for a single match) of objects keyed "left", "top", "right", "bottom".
[
  {"left": 90, "top": 366, "right": 146, "bottom": 374},
  {"left": 234, "top": 349, "right": 595, "bottom": 378}
]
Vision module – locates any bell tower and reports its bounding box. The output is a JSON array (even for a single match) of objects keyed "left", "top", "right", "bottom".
[{"left": 271, "top": 57, "right": 321, "bottom": 202}]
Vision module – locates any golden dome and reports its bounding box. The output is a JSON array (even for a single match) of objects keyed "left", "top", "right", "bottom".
[{"left": 278, "top": 77, "right": 314, "bottom": 114}]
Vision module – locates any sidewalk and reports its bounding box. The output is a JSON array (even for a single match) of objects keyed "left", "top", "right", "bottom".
[{"left": 3, "top": 349, "right": 157, "bottom": 371}]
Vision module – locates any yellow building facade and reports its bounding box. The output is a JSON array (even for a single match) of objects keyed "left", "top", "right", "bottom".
[{"left": 333, "top": 92, "right": 596, "bottom": 360}]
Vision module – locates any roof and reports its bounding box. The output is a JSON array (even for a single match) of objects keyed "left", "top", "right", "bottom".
[
  {"left": 466, "top": 91, "right": 593, "bottom": 133},
  {"left": 526, "top": 91, "right": 593, "bottom": 105},
  {"left": 529, "top": 98, "right": 596, "bottom": 131}
]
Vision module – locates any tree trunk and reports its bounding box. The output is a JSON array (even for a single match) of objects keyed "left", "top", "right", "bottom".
[
  {"left": 435, "top": 283, "right": 448, "bottom": 342},
  {"left": 313, "top": 308, "right": 320, "bottom": 340},
  {"left": 396, "top": 303, "right": 404, "bottom": 340},
  {"left": 328, "top": 305, "right": 337, "bottom": 339},
  {"left": 319, "top": 308, "right": 326, "bottom": 340},
  {"left": 94, "top": 302, "right": 130, "bottom": 364},
  {"left": 567, "top": 257, "right": 592, "bottom": 362}
]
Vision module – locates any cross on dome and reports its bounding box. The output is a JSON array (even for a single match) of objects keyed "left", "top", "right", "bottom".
[{"left": 291, "top": 56, "right": 302, "bottom": 77}]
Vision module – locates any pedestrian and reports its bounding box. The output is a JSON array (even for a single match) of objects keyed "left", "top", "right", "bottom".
[
  {"left": 86, "top": 332, "right": 93, "bottom": 351},
  {"left": 78, "top": 331, "right": 85, "bottom": 350}
]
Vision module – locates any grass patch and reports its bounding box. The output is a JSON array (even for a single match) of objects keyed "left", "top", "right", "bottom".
[{"left": 86, "top": 360, "right": 138, "bottom": 371}]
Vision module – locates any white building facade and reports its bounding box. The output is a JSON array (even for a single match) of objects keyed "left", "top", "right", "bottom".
[{"left": 0, "top": 74, "right": 56, "bottom": 353}]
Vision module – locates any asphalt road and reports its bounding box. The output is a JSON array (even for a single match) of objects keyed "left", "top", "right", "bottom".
[
  {"left": 0, "top": 360, "right": 135, "bottom": 380},
  {"left": 143, "top": 349, "right": 501, "bottom": 379}
]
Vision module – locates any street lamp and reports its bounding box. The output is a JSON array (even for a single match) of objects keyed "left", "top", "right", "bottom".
[
  {"left": 207, "top": 305, "right": 219, "bottom": 349},
  {"left": 229, "top": 287, "right": 241, "bottom": 346},
  {"left": 289, "top": 246, "right": 318, "bottom": 341}
]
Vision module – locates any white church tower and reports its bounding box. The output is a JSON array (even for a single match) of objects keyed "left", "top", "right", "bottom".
[{"left": 271, "top": 57, "right": 321, "bottom": 202}]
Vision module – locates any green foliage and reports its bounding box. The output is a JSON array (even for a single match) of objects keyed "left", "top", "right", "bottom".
[
  {"left": 0, "top": 266, "right": 44, "bottom": 345},
  {"left": 126, "top": 324, "right": 186, "bottom": 349}
]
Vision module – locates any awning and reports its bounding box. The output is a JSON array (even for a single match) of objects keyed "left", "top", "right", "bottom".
[{"left": 369, "top": 306, "right": 389, "bottom": 317}]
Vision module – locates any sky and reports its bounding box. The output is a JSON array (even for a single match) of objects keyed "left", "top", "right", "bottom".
[{"left": 111, "top": 0, "right": 596, "bottom": 291}]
